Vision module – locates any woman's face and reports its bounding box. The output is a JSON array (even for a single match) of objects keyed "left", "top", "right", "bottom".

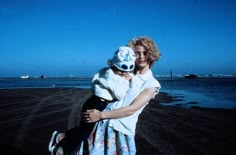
[{"left": 134, "top": 45, "right": 149, "bottom": 69}]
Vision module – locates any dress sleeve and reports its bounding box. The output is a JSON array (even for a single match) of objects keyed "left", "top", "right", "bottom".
[{"left": 143, "top": 78, "right": 161, "bottom": 98}]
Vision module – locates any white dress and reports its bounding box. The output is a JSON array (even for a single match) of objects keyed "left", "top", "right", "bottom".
[{"left": 77, "top": 70, "right": 161, "bottom": 155}]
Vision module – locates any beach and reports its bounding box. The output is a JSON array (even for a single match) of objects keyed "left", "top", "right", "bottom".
[{"left": 0, "top": 88, "right": 236, "bottom": 155}]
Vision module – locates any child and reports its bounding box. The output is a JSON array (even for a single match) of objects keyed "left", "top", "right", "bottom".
[{"left": 48, "top": 46, "right": 136, "bottom": 155}]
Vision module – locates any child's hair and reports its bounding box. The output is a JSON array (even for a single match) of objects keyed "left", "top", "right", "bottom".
[{"left": 108, "top": 46, "right": 136, "bottom": 72}]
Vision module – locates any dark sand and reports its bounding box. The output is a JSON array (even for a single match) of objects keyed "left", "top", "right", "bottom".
[{"left": 0, "top": 88, "right": 236, "bottom": 155}]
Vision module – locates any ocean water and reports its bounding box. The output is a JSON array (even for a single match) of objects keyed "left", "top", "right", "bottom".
[
  {"left": 0, "top": 77, "right": 92, "bottom": 89},
  {"left": 159, "top": 78, "right": 236, "bottom": 109},
  {"left": 0, "top": 77, "right": 236, "bottom": 109}
]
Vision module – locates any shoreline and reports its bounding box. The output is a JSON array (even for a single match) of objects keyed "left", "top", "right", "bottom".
[{"left": 0, "top": 88, "right": 236, "bottom": 154}]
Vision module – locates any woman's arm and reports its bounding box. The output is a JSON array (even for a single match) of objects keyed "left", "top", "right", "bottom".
[{"left": 82, "top": 87, "right": 157, "bottom": 123}]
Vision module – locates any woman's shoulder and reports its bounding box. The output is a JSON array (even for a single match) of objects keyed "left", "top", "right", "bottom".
[
  {"left": 147, "top": 77, "right": 161, "bottom": 87},
  {"left": 144, "top": 70, "right": 161, "bottom": 88}
]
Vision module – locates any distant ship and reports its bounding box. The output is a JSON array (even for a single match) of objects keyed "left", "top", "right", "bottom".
[
  {"left": 184, "top": 74, "right": 198, "bottom": 79},
  {"left": 20, "top": 75, "right": 29, "bottom": 79}
]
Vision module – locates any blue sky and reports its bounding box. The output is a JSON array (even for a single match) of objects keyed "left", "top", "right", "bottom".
[{"left": 1, "top": 0, "right": 236, "bottom": 77}]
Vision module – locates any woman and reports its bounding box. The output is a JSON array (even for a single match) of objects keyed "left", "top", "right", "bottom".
[{"left": 77, "top": 36, "right": 161, "bottom": 155}]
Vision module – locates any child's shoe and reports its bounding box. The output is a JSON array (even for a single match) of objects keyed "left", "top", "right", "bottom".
[{"left": 48, "top": 131, "right": 61, "bottom": 152}]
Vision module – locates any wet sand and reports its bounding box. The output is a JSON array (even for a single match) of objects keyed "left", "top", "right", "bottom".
[{"left": 0, "top": 88, "right": 236, "bottom": 155}]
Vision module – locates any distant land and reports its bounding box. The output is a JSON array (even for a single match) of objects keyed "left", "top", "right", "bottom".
[
  {"left": 0, "top": 73, "right": 236, "bottom": 79},
  {"left": 156, "top": 73, "right": 236, "bottom": 79}
]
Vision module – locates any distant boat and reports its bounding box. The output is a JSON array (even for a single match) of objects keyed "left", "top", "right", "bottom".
[
  {"left": 184, "top": 74, "right": 198, "bottom": 79},
  {"left": 40, "top": 75, "right": 46, "bottom": 79},
  {"left": 20, "top": 75, "right": 29, "bottom": 79}
]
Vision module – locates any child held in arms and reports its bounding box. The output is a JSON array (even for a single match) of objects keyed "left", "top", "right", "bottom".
[{"left": 48, "top": 46, "right": 136, "bottom": 155}]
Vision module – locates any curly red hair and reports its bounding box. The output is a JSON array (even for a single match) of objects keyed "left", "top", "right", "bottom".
[{"left": 128, "top": 36, "right": 160, "bottom": 67}]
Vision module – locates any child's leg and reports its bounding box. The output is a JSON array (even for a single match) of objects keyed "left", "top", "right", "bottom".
[
  {"left": 56, "top": 122, "right": 95, "bottom": 154},
  {"left": 55, "top": 95, "right": 107, "bottom": 154}
]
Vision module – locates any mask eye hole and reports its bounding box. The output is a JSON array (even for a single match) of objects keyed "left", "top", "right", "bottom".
[
  {"left": 121, "top": 64, "right": 128, "bottom": 70},
  {"left": 130, "top": 65, "right": 134, "bottom": 70}
]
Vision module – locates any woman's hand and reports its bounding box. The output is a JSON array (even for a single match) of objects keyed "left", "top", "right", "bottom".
[{"left": 82, "top": 109, "right": 102, "bottom": 123}]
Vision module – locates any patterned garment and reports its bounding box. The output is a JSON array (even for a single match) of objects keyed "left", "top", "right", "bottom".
[{"left": 76, "top": 120, "right": 136, "bottom": 155}]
